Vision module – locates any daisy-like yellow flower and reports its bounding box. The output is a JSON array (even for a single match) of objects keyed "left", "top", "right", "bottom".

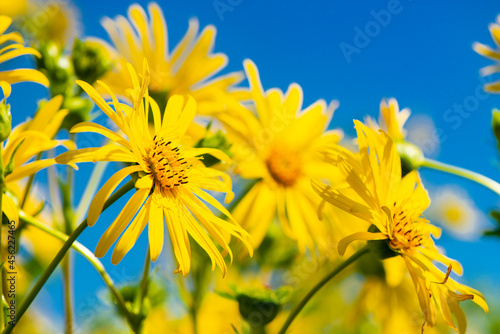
[
  {"left": 226, "top": 59, "right": 346, "bottom": 253},
  {"left": 2, "top": 95, "right": 73, "bottom": 224},
  {"left": 55, "top": 61, "right": 252, "bottom": 276},
  {"left": 312, "top": 121, "right": 488, "bottom": 333},
  {"left": 473, "top": 15, "right": 500, "bottom": 92},
  {"left": 92, "top": 2, "right": 245, "bottom": 115},
  {"left": 0, "top": 15, "right": 48, "bottom": 97},
  {"left": 365, "top": 98, "right": 410, "bottom": 141}
]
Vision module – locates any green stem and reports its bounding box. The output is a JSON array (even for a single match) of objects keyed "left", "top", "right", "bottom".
[
  {"left": 421, "top": 158, "right": 500, "bottom": 196},
  {"left": 0, "top": 146, "right": 4, "bottom": 330},
  {"left": 131, "top": 248, "right": 151, "bottom": 333},
  {"left": 62, "top": 256, "right": 73, "bottom": 334},
  {"left": 277, "top": 246, "right": 370, "bottom": 334},
  {"left": 2, "top": 180, "right": 135, "bottom": 334},
  {"left": 61, "top": 149, "right": 75, "bottom": 334},
  {"left": 19, "top": 153, "right": 42, "bottom": 210},
  {"left": 19, "top": 210, "right": 135, "bottom": 330}
]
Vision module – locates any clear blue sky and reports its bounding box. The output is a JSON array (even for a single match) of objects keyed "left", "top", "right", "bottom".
[{"left": 7, "top": 0, "right": 500, "bottom": 329}]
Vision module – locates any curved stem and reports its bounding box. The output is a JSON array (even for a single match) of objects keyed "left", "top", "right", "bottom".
[
  {"left": 277, "top": 246, "right": 370, "bottom": 334},
  {"left": 18, "top": 211, "right": 134, "bottom": 327},
  {"left": 2, "top": 180, "right": 135, "bottom": 334},
  {"left": 421, "top": 158, "right": 500, "bottom": 196},
  {"left": 0, "top": 146, "right": 4, "bottom": 330},
  {"left": 131, "top": 248, "right": 151, "bottom": 334}
]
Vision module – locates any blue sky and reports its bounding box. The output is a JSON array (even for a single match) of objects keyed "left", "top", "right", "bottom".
[{"left": 6, "top": 0, "right": 500, "bottom": 329}]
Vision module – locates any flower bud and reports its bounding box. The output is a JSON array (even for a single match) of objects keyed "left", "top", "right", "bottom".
[
  {"left": 37, "top": 41, "right": 73, "bottom": 96},
  {"left": 492, "top": 109, "right": 500, "bottom": 152},
  {"left": 219, "top": 284, "right": 292, "bottom": 328},
  {"left": 196, "top": 128, "right": 233, "bottom": 167},
  {"left": 72, "top": 39, "right": 111, "bottom": 86},
  {"left": 60, "top": 96, "right": 94, "bottom": 130},
  {"left": 396, "top": 141, "right": 424, "bottom": 176},
  {"left": 0, "top": 100, "right": 12, "bottom": 142}
]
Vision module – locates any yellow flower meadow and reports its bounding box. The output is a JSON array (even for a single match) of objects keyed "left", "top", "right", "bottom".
[
  {"left": 0, "top": 15, "right": 48, "bottom": 97},
  {"left": 92, "top": 2, "right": 245, "bottom": 115},
  {"left": 312, "top": 121, "right": 488, "bottom": 333},
  {"left": 225, "top": 59, "right": 349, "bottom": 254},
  {"left": 55, "top": 61, "right": 252, "bottom": 276},
  {"left": 473, "top": 14, "right": 500, "bottom": 92}
]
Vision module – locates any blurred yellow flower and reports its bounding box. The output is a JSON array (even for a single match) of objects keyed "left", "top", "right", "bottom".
[
  {"left": 473, "top": 15, "right": 500, "bottom": 92},
  {"left": 312, "top": 121, "right": 488, "bottom": 333},
  {"left": 8, "top": 0, "right": 79, "bottom": 45},
  {"left": 55, "top": 62, "right": 252, "bottom": 276},
  {"left": 0, "top": 15, "right": 48, "bottom": 97},
  {"left": 227, "top": 59, "right": 346, "bottom": 254},
  {"left": 92, "top": 2, "right": 245, "bottom": 115},
  {"left": 365, "top": 98, "right": 410, "bottom": 141},
  {"left": 427, "top": 186, "right": 484, "bottom": 241},
  {"left": 0, "top": 0, "right": 27, "bottom": 18}
]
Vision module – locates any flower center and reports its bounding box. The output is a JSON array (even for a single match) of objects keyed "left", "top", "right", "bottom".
[
  {"left": 389, "top": 202, "right": 424, "bottom": 250},
  {"left": 145, "top": 135, "right": 189, "bottom": 190},
  {"left": 266, "top": 146, "right": 302, "bottom": 186}
]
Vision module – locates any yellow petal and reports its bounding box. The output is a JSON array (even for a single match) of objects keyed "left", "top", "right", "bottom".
[
  {"left": 5, "top": 159, "right": 56, "bottom": 183},
  {"left": 87, "top": 165, "right": 142, "bottom": 226},
  {"left": 95, "top": 187, "right": 149, "bottom": 258},
  {"left": 338, "top": 231, "right": 387, "bottom": 256},
  {"left": 0, "top": 69, "right": 49, "bottom": 86},
  {"left": 112, "top": 199, "right": 150, "bottom": 264},
  {"left": 55, "top": 145, "right": 136, "bottom": 165},
  {"left": 164, "top": 205, "right": 191, "bottom": 275}
]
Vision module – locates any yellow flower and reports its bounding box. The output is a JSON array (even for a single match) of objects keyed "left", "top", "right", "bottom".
[
  {"left": 55, "top": 61, "right": 252, "bottom": 276},
  {"left": 2, "top": 95, "right": 73, "bottom": 224},
  {"left": 92, "top": 2, "right": 245, "bottom": 115},
  {"left": 312, "top": 121, "right": 488, "bottom": 333},
  {"left": 365, "top": 98, "right": 410, "bottom": 141},
  {"left": 0, "top": 0, "right": 27, "bottom": 18},
  {"left": 473, "top": 15, "right": 500, "bottom": 92},
  {"left": 226, "top": 59, "right": 345, "bottom": 253},
  {"left": 0, "top": 15, "right": 48, "bottom": 97}
]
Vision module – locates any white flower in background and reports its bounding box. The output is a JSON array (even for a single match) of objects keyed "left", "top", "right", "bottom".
[
  {"left": 406, "top": 114, "right": 440, "bottom": 158},
  {"left": 427, "top": 186, "right": 486, "bottom": 240}
]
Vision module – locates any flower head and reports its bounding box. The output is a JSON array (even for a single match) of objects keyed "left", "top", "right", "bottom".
[
  {"left": 312, "top": 121, "right": 488, "bottom": 333},
  {"left": 92, "top": 2, "right": 244, "bottom": 115},
  {"left": 427, "top": 186, "right": 484, "bottom": 241},
  {"left": 226, "top": 59, "right": 348, "bottom": 254},
  {"left": 473, "top": 15, "right": 500, "bottom": 92},
  {"left": 365, "top": 98, "right": 410, "bottom": 141},
  {"left": 55, "top": 61, "right": 252, "bottom": 276}
]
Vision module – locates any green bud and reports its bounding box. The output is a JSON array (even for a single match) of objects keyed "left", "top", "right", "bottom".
[
  {"left": 60, "top": 96, "right": 94, "bottom": 130},
  {"left": 0, "top": 100, "right": 11, "bottom": 142},
  {"left": 37, "top": 41, "right": 74, "bottom": 97},
  {"left": 196, "top": 125, "right": 233, "bottom": 167},
  {"left": 219, "top": 284, "right": 292, "bottom": 328},
  {"left": 396, "top": 141, "right": 424, "bottom": 176},
  {"left": 72, "top": 39, "right": 112, "bottom": 86},
  {"left": 492, "top": 109, "right": 500, "bottom": 153}
]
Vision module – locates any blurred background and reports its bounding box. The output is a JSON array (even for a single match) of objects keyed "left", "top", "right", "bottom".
[{"left": 3, "top": 0, "right": 500, "bottom": 332}]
